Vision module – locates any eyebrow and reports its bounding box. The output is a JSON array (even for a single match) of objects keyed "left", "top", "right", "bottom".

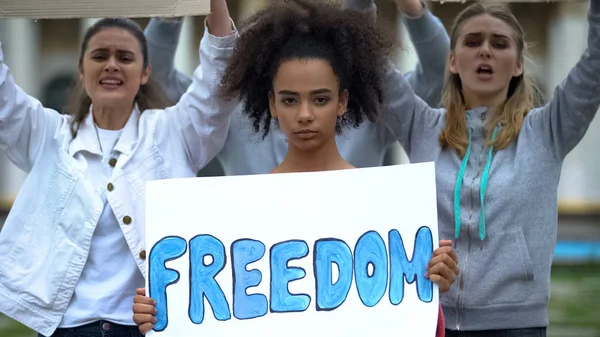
[
  {"left": 90, "top": 47, "right": 135, "bottom": 54},
  {"left": 464, "top": 32, "right": 510, "bottom": 39},
  {"left": 277, "top": 88, "right": 333, "bottom": 95}
]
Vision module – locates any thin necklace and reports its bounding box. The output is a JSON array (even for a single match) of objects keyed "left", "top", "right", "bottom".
[{"left": 94, "top": 123, "right": 122, "bottom": 175}]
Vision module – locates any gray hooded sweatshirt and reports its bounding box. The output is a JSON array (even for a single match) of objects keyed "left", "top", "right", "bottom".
[{"left": 380, "top": 0, "right": 600, "bottom": 330}]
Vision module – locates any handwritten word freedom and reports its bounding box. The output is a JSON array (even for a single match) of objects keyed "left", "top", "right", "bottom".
[{"left": 148, "top": 227, "right": 434, "bottom": 331}]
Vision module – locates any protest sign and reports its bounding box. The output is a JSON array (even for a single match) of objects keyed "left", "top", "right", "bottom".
[
  {"left": 0, "top": 0, "right": 210, "bottom": 19},
  {"left": 145, "top": 162, "right": 440, "bottom": 336}
]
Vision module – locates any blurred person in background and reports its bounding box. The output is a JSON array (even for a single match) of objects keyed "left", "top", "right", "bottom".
[{"left": 143, "top": 0, "right": 450, "bottom": 175}]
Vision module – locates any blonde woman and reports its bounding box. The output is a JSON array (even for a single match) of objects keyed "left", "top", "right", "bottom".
[{"left": 379, "top": 0, "right": 600, "bottom": 335}]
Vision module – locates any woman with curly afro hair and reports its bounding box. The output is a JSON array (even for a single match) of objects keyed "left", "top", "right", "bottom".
[
  {"left": 132, "top": 1, "right": 455, "bottom": 336},
  {"left": 218, "top": 0, "right": 391, "bottom": 173}
]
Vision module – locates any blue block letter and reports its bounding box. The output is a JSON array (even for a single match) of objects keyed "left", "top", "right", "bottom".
[
  {"left": 189, "top": 235, "right": 231, "bottom": 324},
  {"left": 354, "top": 231, "right": 388, "bottom": 307},
  {"left": 231, "top": 239, "right": 268, "bottom": 319},
  {"left": 270, "top": 240, "right": 311, "bottom": 313},
  {"left": 148, "top": 236, "right": 187, "bottom": 332},
  {"left": 314, "top": 239, "right": 353, "bottom": 311},
  {"left": 388, "top": 227, "right": 434, "bottom": 304}
]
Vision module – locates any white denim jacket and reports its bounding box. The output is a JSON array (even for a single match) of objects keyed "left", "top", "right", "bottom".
[{"left": 0, "top": 24, "right": 238, "bottom": 336}]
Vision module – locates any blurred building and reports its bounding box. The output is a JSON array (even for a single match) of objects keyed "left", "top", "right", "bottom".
[{"left": 0, "top": 0, "right": 598, "bottom": 259}]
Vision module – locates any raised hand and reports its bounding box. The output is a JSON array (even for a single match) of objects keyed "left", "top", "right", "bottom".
[
  {"left": 390, "top": 0, "right": 425, "bottom": 17},
  {"left": 207, "top": 0, "right": 233, "bottom": 37}
]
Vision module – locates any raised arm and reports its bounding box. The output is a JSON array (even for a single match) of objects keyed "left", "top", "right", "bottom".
[
  {"left": 400, "top": 1, "right": 450, "bottom": 108},
  {"left": 155, "top": 0, "right": 239, "bottom": 171},
  {"left": 144, "top": 18, "right": 192, "bottom": 103},
  {"left": 345, "top": 0, "right": 449, "bottom": 107},
  {"left": 380, "top": 59, "right": 445, "bottom": 158},
  {"left": 0, "top": 43, "right": 66, "bottom": 172},
  {"left": 345, "top": 0, "right": 448, "bottom": 151},
  {"left": 527, "top": 0, "right": 600, "bottom": 160}
]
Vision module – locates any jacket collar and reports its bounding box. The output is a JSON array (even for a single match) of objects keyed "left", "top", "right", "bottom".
[{"left": 68, "top": 104, "right": 140, "bottom": 157}]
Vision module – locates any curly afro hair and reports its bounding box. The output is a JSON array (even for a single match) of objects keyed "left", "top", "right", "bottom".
[{"left": 219, "top": 0, "right": 395, "bottom": 138}]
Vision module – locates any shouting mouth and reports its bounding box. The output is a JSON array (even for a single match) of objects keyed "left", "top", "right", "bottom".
[
  {"left": 476, "top": 64, "right": 493, "bottom": 81},
  {"left": 99, "top": 78, "right": 123, "bottom": 89}
]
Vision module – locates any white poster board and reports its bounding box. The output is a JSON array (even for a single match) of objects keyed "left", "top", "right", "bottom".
[
  {"left": 145, "top": 162, "right": 440, "bottom": 337},
  {"left": 0, "top": 0, "right": 210, "bottom": 19}
]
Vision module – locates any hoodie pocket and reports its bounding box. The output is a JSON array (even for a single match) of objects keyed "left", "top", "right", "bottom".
[{"left": 462, "top": 228, "right": 534, "bottom": 306}]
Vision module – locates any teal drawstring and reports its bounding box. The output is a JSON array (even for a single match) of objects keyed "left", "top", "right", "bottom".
[
  {"left": 454, "top": 128, "right": 472, "bottom": 239},
  {"left": 454, "top": 125, "right": 499, "bottom": 240},
  {"left": 478, "top": 126, "right": 499, "bottom": 240}
]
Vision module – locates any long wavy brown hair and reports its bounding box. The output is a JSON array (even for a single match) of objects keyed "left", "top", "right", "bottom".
[{"left": 439, "top": 4, "right": 543, "bottom": 157}]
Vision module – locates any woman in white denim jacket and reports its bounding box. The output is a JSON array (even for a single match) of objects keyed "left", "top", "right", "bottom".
[{"left": 0, "top": 1, "right": 238, "bottom": 336}]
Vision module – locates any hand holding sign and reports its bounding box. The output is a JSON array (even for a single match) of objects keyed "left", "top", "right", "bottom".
[
  {"left": 206, "top": 0, "right": 234, "bottom": 37},
  {"left": 133, "top": 288, "right": 157, "bottom": 335},
  {"left": 426, "top": 240, "right": 459, "bottom": 293}
]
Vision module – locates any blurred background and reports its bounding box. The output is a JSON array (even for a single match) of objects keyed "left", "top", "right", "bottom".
[{"left": 0, "top": 0, "right": 599, "bottom": 336}]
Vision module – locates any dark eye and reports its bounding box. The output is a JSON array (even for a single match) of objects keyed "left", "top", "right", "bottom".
[
  {"left": 92, "top": 54, "right": 106, "bottom": 60},
  {"left": 465, "top": 40, "right": 480, "bottom": 47},
  {"left": 281, "top": 98, "right": 296, "bottom": 105},
  {"left": 493, "top": 42, "right": 507, "bottom": 49},
  {"left": 314, "top": 97, "right": 330, "bottom": 105}
]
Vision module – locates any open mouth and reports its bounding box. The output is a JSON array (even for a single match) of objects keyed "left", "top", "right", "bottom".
[
  {"left": 99, "top": 78, "right": 123, "bottom": 87},
  {"left": 476, "top": 65, "right": 494, "bottom": 75}
]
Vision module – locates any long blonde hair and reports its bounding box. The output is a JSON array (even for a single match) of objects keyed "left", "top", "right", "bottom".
[{"left": 439, "top": 4, "right": 542, "bottom": 157}]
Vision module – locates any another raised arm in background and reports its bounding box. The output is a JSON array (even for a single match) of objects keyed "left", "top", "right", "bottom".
[
  {"left": 145, "top": 0, "right": 450, "bottom": 107},
  {"left": 144, "top": 17, "right": 191, "bottom": 103},
  {"left": 346, "top": 0, "right": 449, "bottom": 107},
  {"left": 153, "top": 0, "right": 239, "bottom": 171}
]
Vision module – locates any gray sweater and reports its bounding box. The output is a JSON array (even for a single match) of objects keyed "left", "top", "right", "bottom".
[
  {"left": 143, "top": 10, "right": 450, "bottom": 175},
  {"left": 381, "top": 0, "right": 600, "bottom": 331}
]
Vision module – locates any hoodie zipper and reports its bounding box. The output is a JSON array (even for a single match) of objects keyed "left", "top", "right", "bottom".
[{"left": 455, "top": 111, "right": 487, "bottom": 330}]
